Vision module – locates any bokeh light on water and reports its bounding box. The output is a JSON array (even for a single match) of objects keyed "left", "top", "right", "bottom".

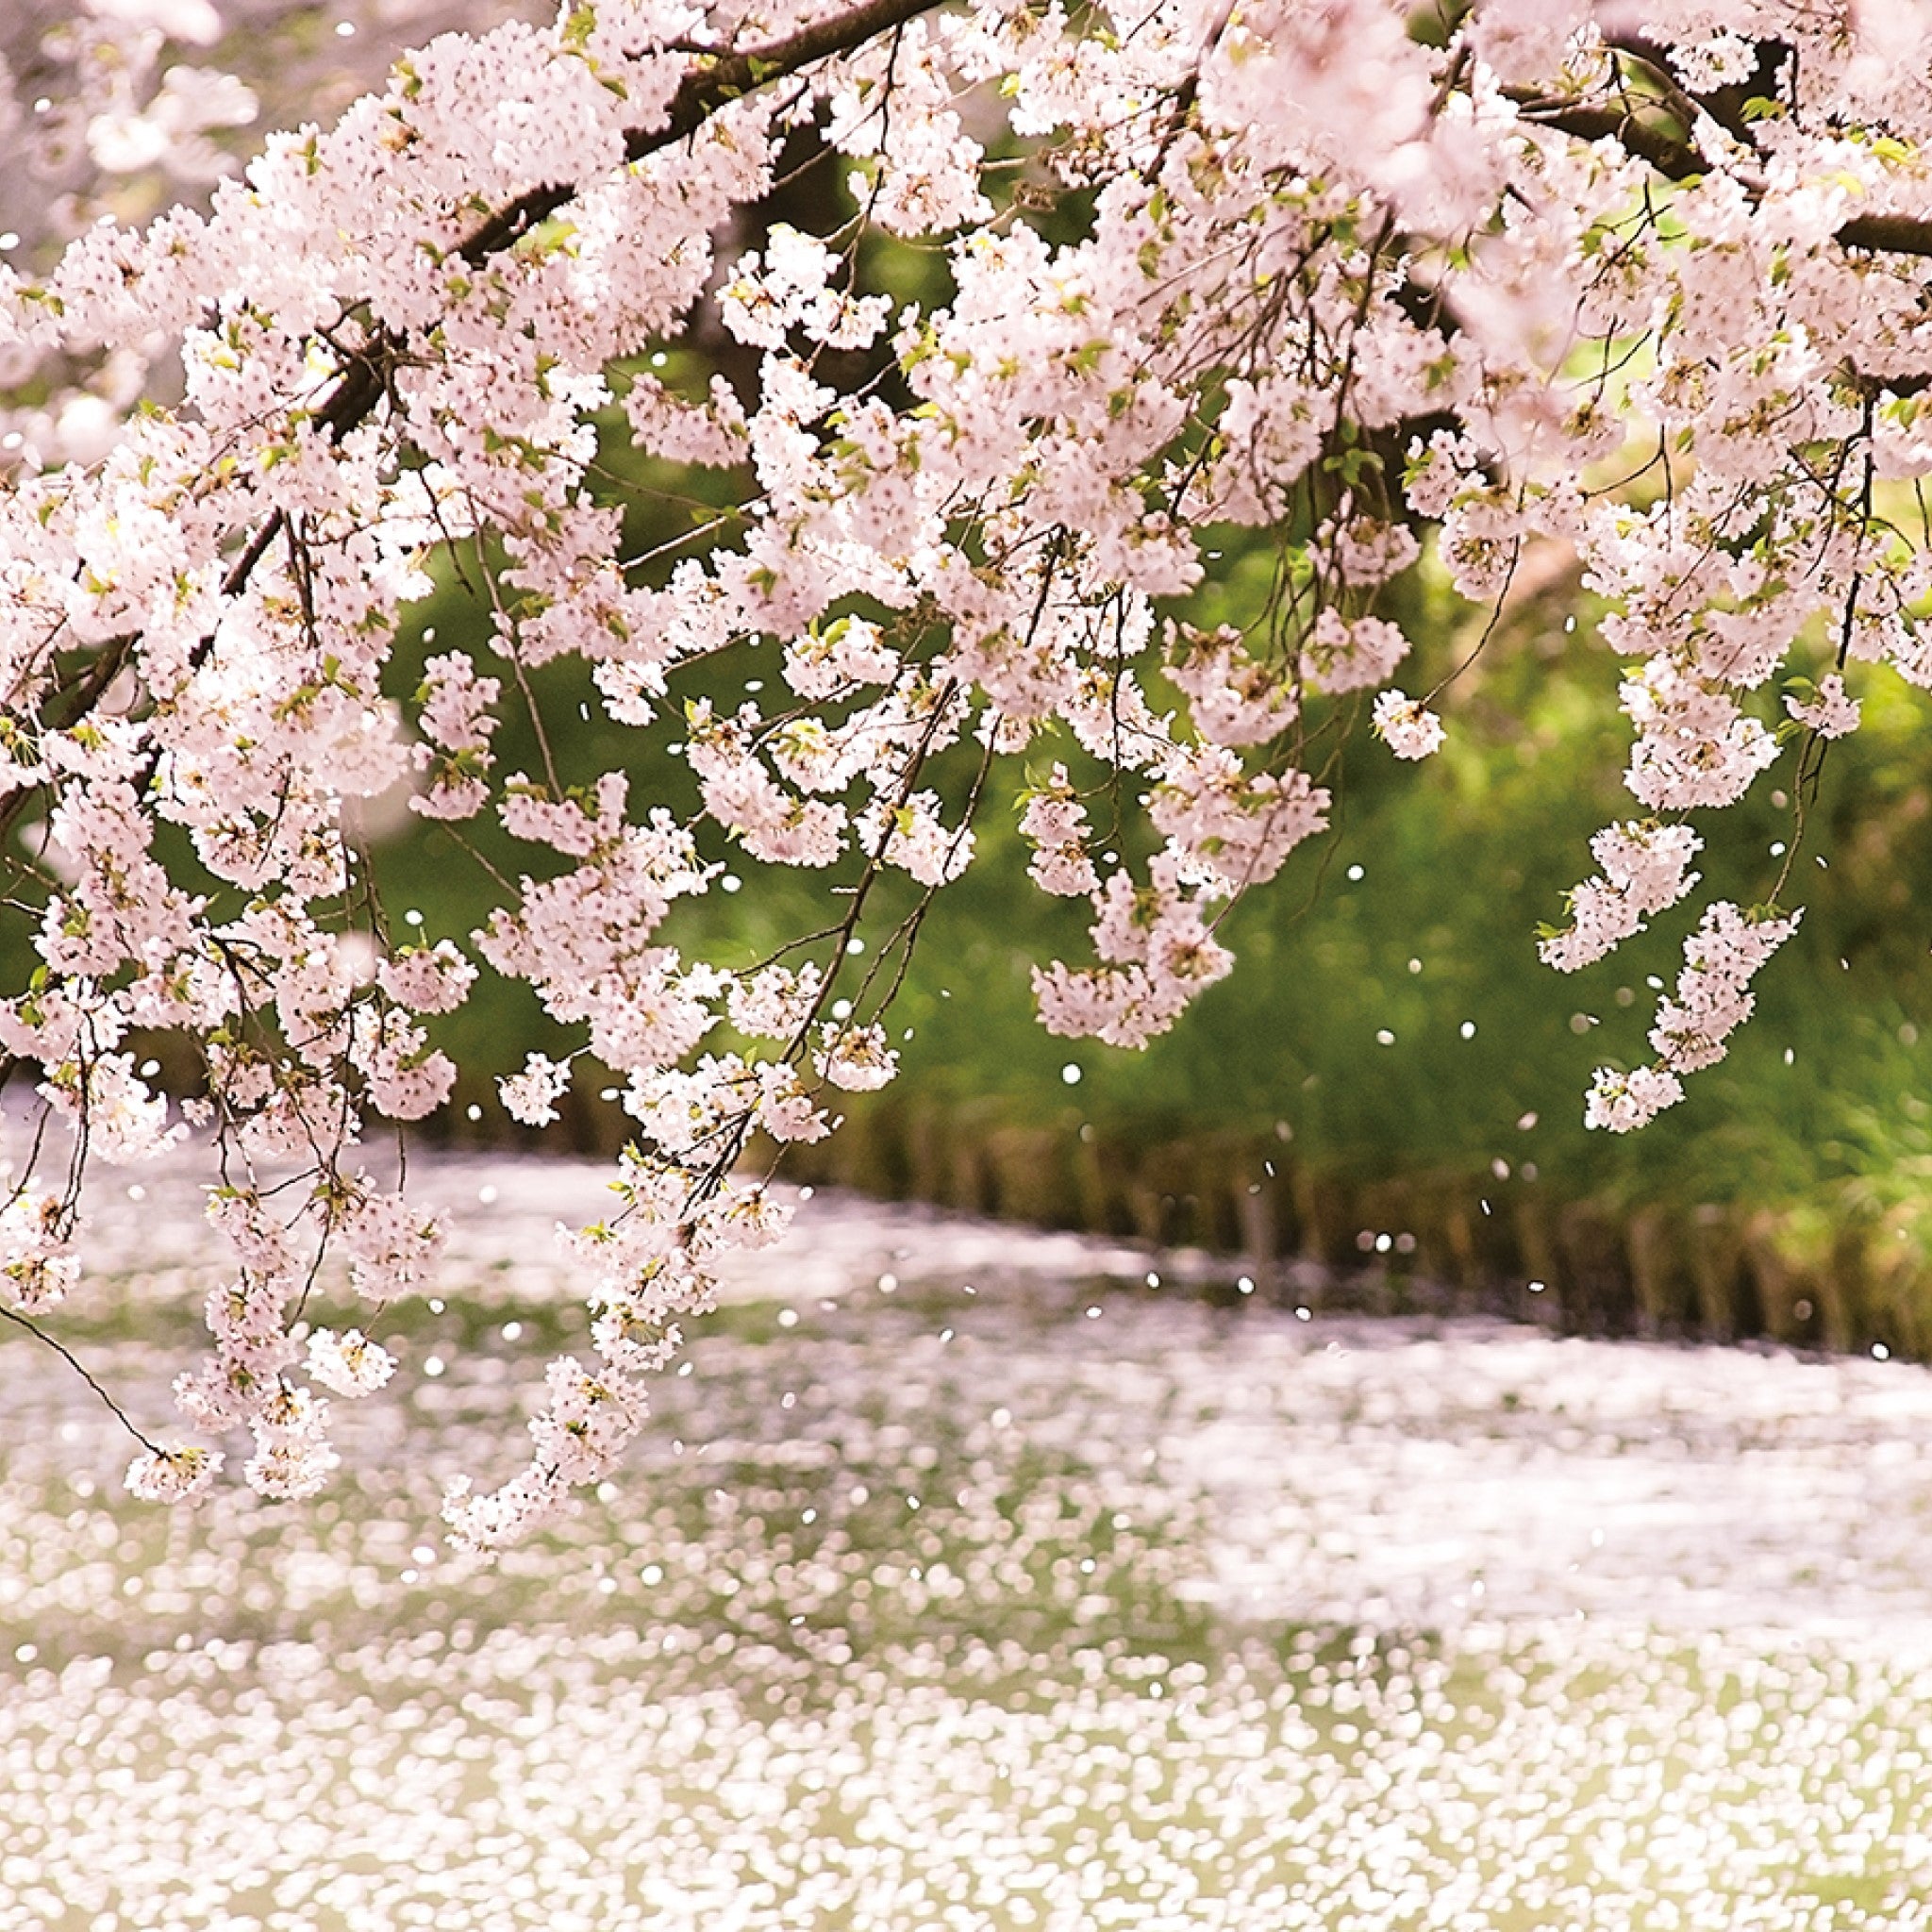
[{"left": 6, "top": 1154, "right": 1932, "bottom": 1928}]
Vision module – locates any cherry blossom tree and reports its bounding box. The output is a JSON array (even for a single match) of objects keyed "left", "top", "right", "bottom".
[{"left": 4, "top": 0, "right": 1931, "bottom": 1541}]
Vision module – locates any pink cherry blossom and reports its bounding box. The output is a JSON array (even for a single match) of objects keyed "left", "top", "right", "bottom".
[
  {"left": 1371, "top": 690, "right": 1446, "bottom": 760},
  {"left": 0, "top": 0, "right": 1914, "bottom": 1535}
]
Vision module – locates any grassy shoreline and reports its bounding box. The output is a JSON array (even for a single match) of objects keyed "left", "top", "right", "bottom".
[{"left": 411, "top": 1084, "right": 1928, "bottom": 1363}]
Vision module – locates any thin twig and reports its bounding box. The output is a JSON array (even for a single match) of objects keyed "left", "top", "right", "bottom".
[{"left": 0, "top": 1301, "right": 160, "bottom": 1451}]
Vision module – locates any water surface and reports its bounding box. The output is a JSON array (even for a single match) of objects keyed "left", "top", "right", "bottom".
[{"left": 6, "top": 1147, "right": 1932, "bottom": 1928}]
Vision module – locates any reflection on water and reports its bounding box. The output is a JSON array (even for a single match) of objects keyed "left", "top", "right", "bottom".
[{"left": 6, "top": 1146, "right": 1932, "bottom": 1927}]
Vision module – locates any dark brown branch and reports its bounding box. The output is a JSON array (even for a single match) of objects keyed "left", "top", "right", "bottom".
[
  {"left": 1513, "top": 96, "right": 1932, "bottom": 259},
  {"left": 1601, "top": 29, "right": 1790, "bottom": 158},
  {"left": 9, "top": 0, "right": 947, "bottom": 829},
  {"left": 1836, "top": 212, "right": 1932, "bottom": 258},
  {"left": 322, "top": 0, "right": 942, "bottom": 439},
  {"left": 1510, "top": 96, "right": 1711, "bottom": 185}
]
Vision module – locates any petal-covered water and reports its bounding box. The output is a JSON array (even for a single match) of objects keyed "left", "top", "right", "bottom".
[{"left": 6, "top": 1148, "right": 1932, "bottom": 1928}]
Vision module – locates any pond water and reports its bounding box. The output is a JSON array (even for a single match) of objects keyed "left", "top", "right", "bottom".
[{"left": 5, "top": 1145, "right": 1932, "bottom": 1929}]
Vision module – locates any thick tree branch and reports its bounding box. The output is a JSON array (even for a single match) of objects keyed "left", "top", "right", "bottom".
[
  {"left": 319, "top": 0, "right": 943, "bottom": 444},
  {"left": 6, "top": 0, "right": 947, "bottom": 840},
  {"left": 1514, "top": 95, "right": 1932, "bottom": 260}
]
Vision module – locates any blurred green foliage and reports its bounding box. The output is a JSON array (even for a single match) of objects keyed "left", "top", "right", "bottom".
[
  {"left": 15, "top": 125, "right": 1932, "bottom": 1251},
  {"left": 372, "top": 471, "right": 1932, "bottom": 1236}
]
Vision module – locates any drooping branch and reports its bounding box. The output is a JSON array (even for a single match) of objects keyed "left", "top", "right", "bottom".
[{"left": 9, "top": 0, "right": 1932, "bottom": 1533}]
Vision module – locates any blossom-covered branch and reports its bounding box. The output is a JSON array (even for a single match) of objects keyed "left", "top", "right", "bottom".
[{"left": 5, "top": 0, "right": 1932, "bottom": 1539}]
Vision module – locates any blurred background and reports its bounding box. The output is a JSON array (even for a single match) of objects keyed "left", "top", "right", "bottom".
[{"left": 365, "top": 489, "right": 1932, "bottom": 1357}]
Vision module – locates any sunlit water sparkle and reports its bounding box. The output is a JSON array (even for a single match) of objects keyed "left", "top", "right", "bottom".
[{"left": 6, "top": 1144, "right": 1932, "bottom": 1928}]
